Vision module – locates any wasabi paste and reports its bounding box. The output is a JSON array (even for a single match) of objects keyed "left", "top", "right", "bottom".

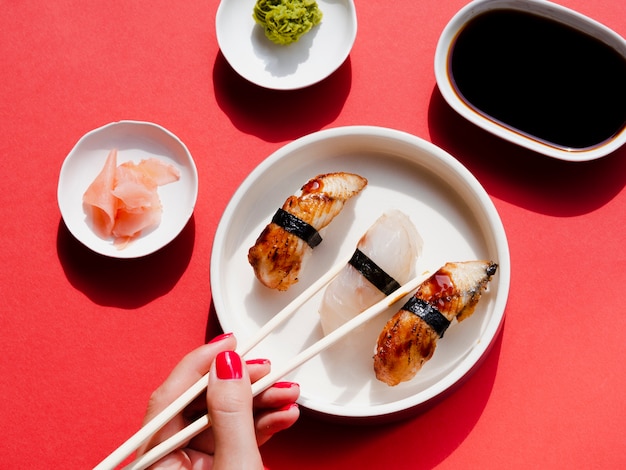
[{"left": 253, "top": 0, "right": 323, "bottom": 46}]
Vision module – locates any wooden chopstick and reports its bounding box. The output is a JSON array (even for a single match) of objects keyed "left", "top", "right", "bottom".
[
  {"left": 123, "top": 272, "right": 426, "bottom": 470},
  {"left": 93, "top": 256, "right": 350, "bottom": 470},
  {"left": 237, "top": 254, "right": 350, "bottom": 357}
]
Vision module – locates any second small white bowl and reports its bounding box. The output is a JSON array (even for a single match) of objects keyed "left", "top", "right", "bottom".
[
  {"left": 57, "top": 121, "right": 198, "bottom": 258},
  {"left": 435, "top": 0, "right": 626, "bottom": 161},
  {"left": 216, "top": 0, "right": 357, "bottom": 90}
]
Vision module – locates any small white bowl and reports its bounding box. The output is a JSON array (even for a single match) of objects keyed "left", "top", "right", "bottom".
[
  {"left": 216, "top": 0, "right": 357, "bottom": 90},
  {"left": 57, "top": 121, "right": 198, "bottom": 258},
  {"left": 435, "top": 0, "right": 626, "bottom": 161}
]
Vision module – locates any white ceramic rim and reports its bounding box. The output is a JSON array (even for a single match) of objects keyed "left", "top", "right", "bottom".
[
  {"left": 210, "top": 126, "right": 511, "bottom": 419},
  {"left": 434, "top": 0, "right": 626, "bottom": 161},
  {"left": 57, "top": 120, "right": 198, "bottom": 258},
  {"left": 215, "top": 0, "right": 357, "bottom": 90}
]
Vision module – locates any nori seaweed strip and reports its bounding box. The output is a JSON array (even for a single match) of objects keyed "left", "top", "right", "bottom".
[
  {"left": 402, "top": 297, "right": 451, "bottom": 337},
  {"left": 271, "top": 208, "right": 322, "bottom": 248},
  {"left": 348, "top": 248, "right": 401, "bottom": 295}
]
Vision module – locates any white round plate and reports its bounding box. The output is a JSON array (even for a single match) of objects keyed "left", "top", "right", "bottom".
[
  {"left": 211, "top": 126, "right": 510, "bottom": 421},
  {"left": 57, "top": 121, "right": 198, "bottom": 258},
  {"left": 216, "top": 0, "right": 357, "bottom": 90}
]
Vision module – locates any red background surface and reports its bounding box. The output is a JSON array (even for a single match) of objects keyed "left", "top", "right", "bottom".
[{"left": 1, "top": 1, "right": 625, "bottom": 468}]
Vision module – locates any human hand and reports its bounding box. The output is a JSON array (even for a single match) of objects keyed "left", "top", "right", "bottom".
[{"left": 137, "top": 333, "right": 300, "bottom": 469}]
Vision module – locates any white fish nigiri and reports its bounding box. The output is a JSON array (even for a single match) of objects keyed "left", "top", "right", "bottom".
[{"left": 319, "top": 210, "right": 423, "bottom": 335}]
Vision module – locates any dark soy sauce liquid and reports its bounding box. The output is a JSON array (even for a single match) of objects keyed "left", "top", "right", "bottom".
[{"left": 449, "top": 10, "right": 626, "bottom": 150}]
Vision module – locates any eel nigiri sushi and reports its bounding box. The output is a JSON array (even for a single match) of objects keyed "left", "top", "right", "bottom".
[
  {"left": 374, "top": 260, "right": 497, "bottom": 386},
  {"left": 248, "top": 172, "right": 367, "bottom": 291},
  {"left": 82, "top": 149, "right": 180, "bottom": 248},
  {"left": 319, "top": 210, "right": 423, "bottom": 335}
]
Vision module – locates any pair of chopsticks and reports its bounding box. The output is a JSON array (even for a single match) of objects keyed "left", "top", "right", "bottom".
[{"left": 94, "top": 255, "right": 426, "bottom": 470}]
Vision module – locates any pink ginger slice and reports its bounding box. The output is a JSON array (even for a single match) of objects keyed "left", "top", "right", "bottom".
[
  {"left": 82, "top": 149, "right": 118, "bottom": 238},
  {"left": 83, "top": 151, "right": 181, "bottom": 247}
]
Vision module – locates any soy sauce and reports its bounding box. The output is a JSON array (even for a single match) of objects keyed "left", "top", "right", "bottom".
[{"left": 449, "top": 10, "right": 626, "bottom": 150}]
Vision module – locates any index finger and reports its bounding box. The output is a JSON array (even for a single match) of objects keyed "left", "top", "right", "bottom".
[
  {"left": 143, "top": 333, "right": 237, "bottom": 422},
  {"left": 136, "top": 333, "right": 237, "bottom": 455}
]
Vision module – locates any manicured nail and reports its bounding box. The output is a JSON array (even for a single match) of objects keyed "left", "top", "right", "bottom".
[
  {"left": 278, "top": 403, "right": 299, "bottom": 412},
  {"left": 208, "top": 332, "right": 233, "bottom": 344},
  {"left": 246, "top": 358, "right": 270, "bottom": 365},
  {"left": 272, "top": 381, "right": 298, "bottom": 389},
  {"left": 216, "top": 350, "right": 243, "bottom": 380}
]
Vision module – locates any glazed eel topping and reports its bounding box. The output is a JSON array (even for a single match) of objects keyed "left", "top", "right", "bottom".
[
  {"left": 374, "top": 260, "right": 498, "bottom": 386},
  {"left": 248, "top": 172, "right": 367, "bottom": 291}
]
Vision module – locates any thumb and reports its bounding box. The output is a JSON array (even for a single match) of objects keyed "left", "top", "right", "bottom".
[{"left": 206, "top": 351, "right": 263, "bottom": 470}]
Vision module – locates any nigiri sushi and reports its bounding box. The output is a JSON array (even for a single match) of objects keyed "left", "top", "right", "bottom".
[
  {"left": 82, "top": 149, "right": 180, "bottom": 248},
  {"left": 319, "top": 210, "right": 423, "bottom": 335},
  {"left": 374, "top": 260, "right": 497, "bottom": 386},
  {"left": 248, "top": 172, "right": 367, "bottom": 291}
]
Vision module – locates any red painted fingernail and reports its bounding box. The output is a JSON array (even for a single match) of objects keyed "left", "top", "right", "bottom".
[
  {"left": 278, "top": 403, "right": 299, "bottom": 411},
  {"left": 272, "top": 381, "right": 298, "bottom": 389},
  {"left": 216, "top": 350, "right": 243, "bottom": 380},
  {"left": 208, "top": 332, "right": 233, "bottom": 344},
  {"left": 246, "top": 358, "right": 270, "bottom": 365}
]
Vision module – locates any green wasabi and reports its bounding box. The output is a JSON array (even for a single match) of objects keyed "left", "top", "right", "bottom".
[{"left": 253, "top": 0, "right": 323, "bottom": 46}]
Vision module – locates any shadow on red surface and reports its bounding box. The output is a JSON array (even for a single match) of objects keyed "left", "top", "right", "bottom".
[
  {"left": 205, "top": 300, "right": 224, "bottom": 342},
  {"left": 427, "top": 86, "right": 626, "bottom": 217},
  {"left": 212, "top": 51, "right": 352, "bottom": 143},
  {"left": 56, "top": 216, "right": 195, "bottom": 308}
]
